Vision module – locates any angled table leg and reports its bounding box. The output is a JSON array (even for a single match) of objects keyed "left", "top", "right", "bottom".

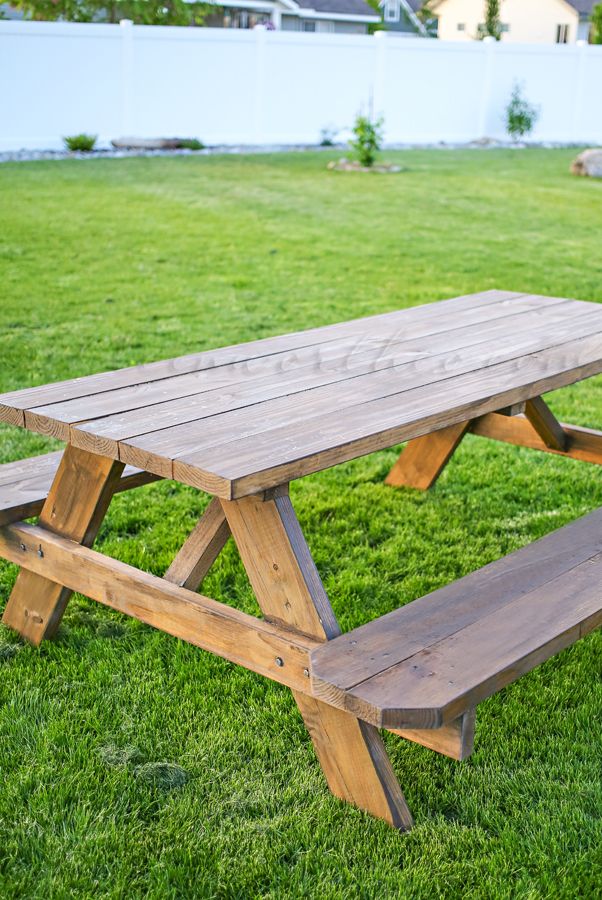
[
  {"left": 2, "top": 445, "right": 124, "bottom": 645},
  {"left": 385, "top": 421, "right": 471, "bottom": 490},
  {"left": 524, "top": 396, "right": 568, "bottom": 452},
  {"left": 221, "top": 490, "right": 414, "bottom": 830},
  {"left": 164, "top": 497, "right": 231, "bottom": 591}
]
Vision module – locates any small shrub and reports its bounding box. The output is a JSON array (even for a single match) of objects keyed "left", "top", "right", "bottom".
[
  {"left": 505, "top": 83, "right": 538, "bottom": 141},
  {"left": 179, "top": 138, "right": 204, "bottom": 150},
  {"left": 319, "top": 126, "right": 338, "bottom": 147},
  {"left": 349, "top": 114, "right": 384, "bottom": 168},
  {"left": 591, "top": 2, "right": 602, "bottom": 43},
  {"left": 64, "top": 133, "right": 97, "bottom": 152}
]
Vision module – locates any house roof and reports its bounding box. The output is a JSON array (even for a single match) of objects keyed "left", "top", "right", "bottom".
[
  {"left": 294, "top": 0, "right": 377, "bottom": 15},
  {"left": 564, "top": 0, "right": 596, "bottom": 15}
]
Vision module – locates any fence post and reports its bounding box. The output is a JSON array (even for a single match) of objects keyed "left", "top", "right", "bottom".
[
  {"left": 572, "top": 41, "right": 588, "bottom": 143},
  {"left": 477, "top": 35, "right": 496, "bottom": 139},
  {"left": 120, "top": 19, "right": 134, "bottom": 138},
  {"left": 373, "top": 30, "right": 387, "bottom": 122},
  {"left": 253, "top": 24, "right": 267, "bottom": 144}
]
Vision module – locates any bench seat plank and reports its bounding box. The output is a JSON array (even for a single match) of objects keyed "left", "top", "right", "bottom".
[
  {"left": 311, "top": 508, "right": 602, "bottom": 729},
  {"left": 0, "top": 452, "right": 160, "bottom": 525}
]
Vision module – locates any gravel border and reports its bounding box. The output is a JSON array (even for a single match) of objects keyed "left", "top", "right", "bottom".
[{"left": 0, "top": 141, "right": 588, "bottom": 164}]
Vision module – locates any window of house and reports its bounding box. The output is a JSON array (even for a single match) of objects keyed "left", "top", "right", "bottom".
[
  {"left": 556, "top": 24, "right": 569, "bottom": 43},
  {"left": 457, "top": 22, "right": 465, "bottom": 31},
  {"left": 384, "top": 0, "right": 399, "bottom": 22},
  {"left": 302, "top": 20, "right": 316, "bottom": 31}
]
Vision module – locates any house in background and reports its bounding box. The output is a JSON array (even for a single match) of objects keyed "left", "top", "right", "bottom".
[
  {"left": 205, "top": 0, "right": 380, "bottom": 31},
  {"left": 430, "top": 0, "right": 596, "bottom": 43},
  {"left": 378, "top": 0, "right": 436, "bottom": 34}
]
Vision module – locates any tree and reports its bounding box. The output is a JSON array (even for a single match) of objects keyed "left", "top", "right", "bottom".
[
  {"left": 482, "top": 0, "right": 502, "bottom": 40},
  {"left": 11, "top": 0, "right": 209, "bottom": 25},
  {"left": 417, "top": 0, "right": 438, "bottom": 35},
  {"left": 505, "top": 82, "right": 538, "bottom": 141},
  {"left": 591, "top": 2, "right": 602, "bottom": 43}
]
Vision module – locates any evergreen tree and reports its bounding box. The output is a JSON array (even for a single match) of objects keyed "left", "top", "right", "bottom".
[
  {"left": 483, "top": 0, "right": 502, "bottom": 40},
  {"left": 591, "top": 2, "right": 602, "bottom": 43}
]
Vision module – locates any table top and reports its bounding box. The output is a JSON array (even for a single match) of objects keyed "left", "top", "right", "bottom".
[{"left": 2, "top": 289, "right": 602, "bottom": 499}]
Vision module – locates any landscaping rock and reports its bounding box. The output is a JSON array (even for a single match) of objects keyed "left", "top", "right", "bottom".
[
  {"left": 111, "top": 137, "right": 194, "bottom": 150},
  {"left": 570, "top": 148, "right": 602, "bottom": 178},
  {"left": 327, "top": 157, "right": 403, "bottom": 174}
]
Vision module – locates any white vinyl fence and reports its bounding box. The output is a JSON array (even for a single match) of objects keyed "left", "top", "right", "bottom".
[{"left": 2, "top": 20, "right": 602, "bottom": 151}]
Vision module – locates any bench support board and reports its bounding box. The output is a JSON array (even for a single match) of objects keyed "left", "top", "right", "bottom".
[
  {"left": 390, "top": 709, "right": 476, "bottom": 761},
  {"left": 386, "top": 396, "right": 602, "bottom": 491}
]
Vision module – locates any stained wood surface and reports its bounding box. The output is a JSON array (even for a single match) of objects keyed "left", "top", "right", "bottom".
[
  {"left": 2, "top": 291, "right": 601, "bottom": 497},
  {"left": 310, "top": 507, "right": 602, "bottom": 729},
  {"left": 385, "top": 422, "right": 470, "bottom": 490},
  {"left": 471, "top": 413, "right": 602, "bottom": 464},
  {"left": 222, "top": 493, "right": 414, "bottom": 830},
  {"left": 0, "top": 451, "right": 160, "bottom": 526},
  {"left": 390, "top": 709, "right": 476, "bottom": 761},
  {"left": 1, "top": 445, "right": 124, "bottom": 643},
  {"left": 0, "top": 521, "right": 316, "bottom": 692},
  {"left": 524, "top": 397, "right": 568, "bottom": 452},
  {"left": 164, "top": 498, "right": 230, "bottom": 590}
]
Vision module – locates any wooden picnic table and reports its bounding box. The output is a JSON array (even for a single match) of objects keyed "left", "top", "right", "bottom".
[{"left": 1, "top": 288, "right": 602, "bottom": 831}]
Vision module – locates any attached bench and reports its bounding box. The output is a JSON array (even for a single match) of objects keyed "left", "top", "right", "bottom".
[
  {"left": 311, "top": 507, "right": 602, "bottom": 730},
  {"left": 0, "top": 451, "right": 161, "bottom": 526}
]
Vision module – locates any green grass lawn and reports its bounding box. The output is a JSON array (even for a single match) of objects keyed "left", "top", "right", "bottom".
[{"left": 1, "top": 149, "right": 602, "bottom": 899}]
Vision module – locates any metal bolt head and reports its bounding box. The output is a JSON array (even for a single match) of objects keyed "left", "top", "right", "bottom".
[
  {"left": 275, "top": 657, "right": 284, "bottom": 667},
  {"left": 303, "top": 668, "right": 310, "bottom": 678}
]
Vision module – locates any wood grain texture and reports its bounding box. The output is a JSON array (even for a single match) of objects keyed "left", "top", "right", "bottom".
[
  {"left": 1, "top": 445, "right": 124, "bottom": 644},
  {"left": 2, "top": 292, "right": 602, "bottom": 498},
  {"left": 221, "top": 492, "right": 414, "bottom": 830},
  {"left": 389, "top": 709, "right": 476, "bottom": 761},
  {"left": 471, "top": 414, "right": 602, "bottom": 464},
  {"left": 72, "top": 297, "right": 595, "bottom": 467},
  {"left": 385, "top": 422, "right": 471, "bottom": 490},
  {"left": 28, "top": 294, "right": 549, "bottom": 437},
  {"left": 176, "top": 328, "right": 602, "bottom": 498},
  {"left": 0, "top": 451, "right": 160, "bottom": 526},
  {"left": 0, "top": 290, "right": 522, "bottom": 421},
  {"left": 164, "top": 498, "right": 231, "bottom": 590},
  {"left": 524, "top": 397, "right": 568, "bottom": 451},
  {"left": 310, "top": 508, "right": 602, "bottom": 729},
  {"left": 0, "top": 521, "right": 316, "bottom": 692},
  {"left": 35, "top": 293, "right": 566, "bottom": 446}
]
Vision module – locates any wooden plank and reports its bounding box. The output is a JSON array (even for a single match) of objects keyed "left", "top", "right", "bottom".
[
  {"left": 0, "top": 452, "right": 160, "bottom": 526},
  {"left": 0, "top": 451, "right": 64, "bottom": 487},
  {"left": 343, "top": 548, "right": 602, "bottom": 729},
  {"left": 0, "top": 521, "right": 316, "bottom": 693},
  {"left": 384, "top": 422, "right": 471, "bottom": 490},
  {"left": 115, "top": 304, "right": 602, "bottom": 483},
  {"left": 164, "top": 498, "right": 231, "bottom": 590},
  {"left": 173, "top": 328, "right": 602, "bottom": 498},
  {"left": 1, "top": 445, "right": 125, "bottom": 644},
  {"left": 471, "top": 413, "right": 602, "bottom": 464},
  {"left": 389, "top": 709, "right": 476, "bottom": 761},
  {"left": 36, "top": 294, "right": 574, "bottom": 448},
  {"left": 524, "top": 396, "right": 568, "bottom": 451},
  {"left": 0, "top": 290, "right": 523, "bottom": 420},
  {"left": 310, "top": 506, "right": 602, "bottom": 704},
  {"left": 221, "top": 492, "right": 414, "bottom": 830}
]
